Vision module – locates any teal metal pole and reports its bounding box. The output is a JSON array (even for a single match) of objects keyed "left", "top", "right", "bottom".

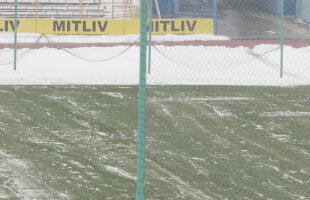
[
  {"left": 213, "top": 0, "right": 218, "bottom": 35},
  {"left": 280, "top": 0, "right": 284, "bottom": 78},
  {"left": 136, "top": 0, "right": 148, "bottom": 199},
  {"left": 148, "top": 0, "right": 153, "bottom": 74},
  {"left": 14, "top": 0, "right": 18, "bottom": 70}
]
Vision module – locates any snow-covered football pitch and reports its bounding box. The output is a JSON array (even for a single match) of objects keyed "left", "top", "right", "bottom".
[{"left": 0, "top": 85, "right": 309, "bottom": 199}]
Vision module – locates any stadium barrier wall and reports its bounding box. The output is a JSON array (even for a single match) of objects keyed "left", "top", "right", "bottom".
[{"left": 0, "top": 18, "right": 214, "bottom": 35}]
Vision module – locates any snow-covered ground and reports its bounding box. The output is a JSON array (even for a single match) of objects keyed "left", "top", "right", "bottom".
[
  {"left": 0, "top": 33, "right": 229, "bottom": 44},
  {"left": 0, "top": 34, "right": 309, "bottom": 85}
]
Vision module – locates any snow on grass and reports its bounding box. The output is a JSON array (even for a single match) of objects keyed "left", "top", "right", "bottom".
[
  {"left": 283, "top": 173, "right": 304, "bottom": 184},
  {"left": 212, "top": 107, "right": 235, "bottom": 118},
  {"left": 67, "top": 99, "right": 78, "bottom": 107},
  {"left": 0, "top": 46, "right": 139, "bottom": 85},
  {"left": 203, "top": 102, "right": 236, "bottom": 118},
  {"left": 149, "top": 159, "right": 214, "bottom": 199},
  {"left": 260, "top": 111, "right": 310, "bottom": 117},
  {"left": 148, "top": 96, "right": 255, "bottom": 103},
  {"left": 96, "top": 131, "right": 108, "bottom": 137},
  {"left": 255, "top": 125, "right": 264, "bottom": 130},
  {"left": 0, "top": 89, "right": 12, "bottom": 94},
  {"left": 0, "top": 149, "right": 53, "bottom": 199},
  {"left": 0, "top": 43, "right": 310, "bottom": 85},
  {"left": 0, "top": 193, "right": 10, "bottom": 199},
  {"left": 104, "top": 165, "right": 136, "bottom": 181},
  {"left": 269, "top": 133, "right": 291, "bottom": 143},
  {"left": 100, "top": 92, "right": 124, "bottom": 99}
]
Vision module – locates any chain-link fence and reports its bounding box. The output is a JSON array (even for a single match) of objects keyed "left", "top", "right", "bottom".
[
  {"left": 146, "top": 0, "right": 310, "bottom": 85},
  {"left": 152, "top": 0, "right": 214, "bottom": 19},
  {"left": 1, "top": 1, "right": 309, "bottom": 82},
  {"left": 143, "top": 0, "right": 310, "bottom": 199},
  {"left": 0, "top": 0, "right": 142, "bottom": 84},
  {"left": 0, "top": 0, "right": 310, "bottom": 199}
]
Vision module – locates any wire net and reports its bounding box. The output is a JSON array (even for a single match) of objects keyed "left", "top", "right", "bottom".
[
  {"left": 0, "top": 0, "right": 38, "bottom": 66},
  {"left": 147, "top": 0, "right": 310, "bottom": 85},
  {"left": 0, "top": 0, "right": 140, "bottom": 19},
  {"left": 0, "top": 0, "right": 141, "bottom": 83},
  {"left": 0, "top": 0, "right": 309, "bottom": 199},
  {"left": 145, "top": 0, "right": 310, "bottom": 199}
]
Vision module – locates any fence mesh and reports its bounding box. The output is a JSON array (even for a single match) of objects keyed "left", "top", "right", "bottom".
[
  {"left": 146, "top": 0, "right": 310, "bottom": 86},
  {"left": 0, "top": 0, "right": 310, "bottom": 199},
  {"left": 145, "top": 0, "right": 310, "bottom": 199},
  {"left": 0, "top": 0, "right": 141, "bottom": 84}
]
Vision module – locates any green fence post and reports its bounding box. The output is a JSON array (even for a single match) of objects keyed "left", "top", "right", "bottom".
[
  {"left": 280, "top": 0, "right": 284, "bottom": 78},
  {"left": 136, "top": 0, "right": 148, "bottom": 199},
  {"left": 148, "top": 0, "right": 153, "bottom": 74},
  {"left": 14, "top": 0, "right": 18, "bottom": 71}
]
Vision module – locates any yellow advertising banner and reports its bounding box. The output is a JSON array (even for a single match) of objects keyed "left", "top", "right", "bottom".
[
  {"left": 0, "top": 19, "right": 37, "bottom": 33},
  {"left": 125, "top": 19, "right": 214, "bottom": 35},
  {"left": 0, "top": 18, "right": 214, "bottom": 35},
  {"left": 37, "top": 19, "right": 125, "bottom": 35}
]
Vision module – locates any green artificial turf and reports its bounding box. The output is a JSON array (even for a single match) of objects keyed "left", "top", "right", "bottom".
[{"left": 0, "top": 86, "right": 309, "bottom": 199}]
